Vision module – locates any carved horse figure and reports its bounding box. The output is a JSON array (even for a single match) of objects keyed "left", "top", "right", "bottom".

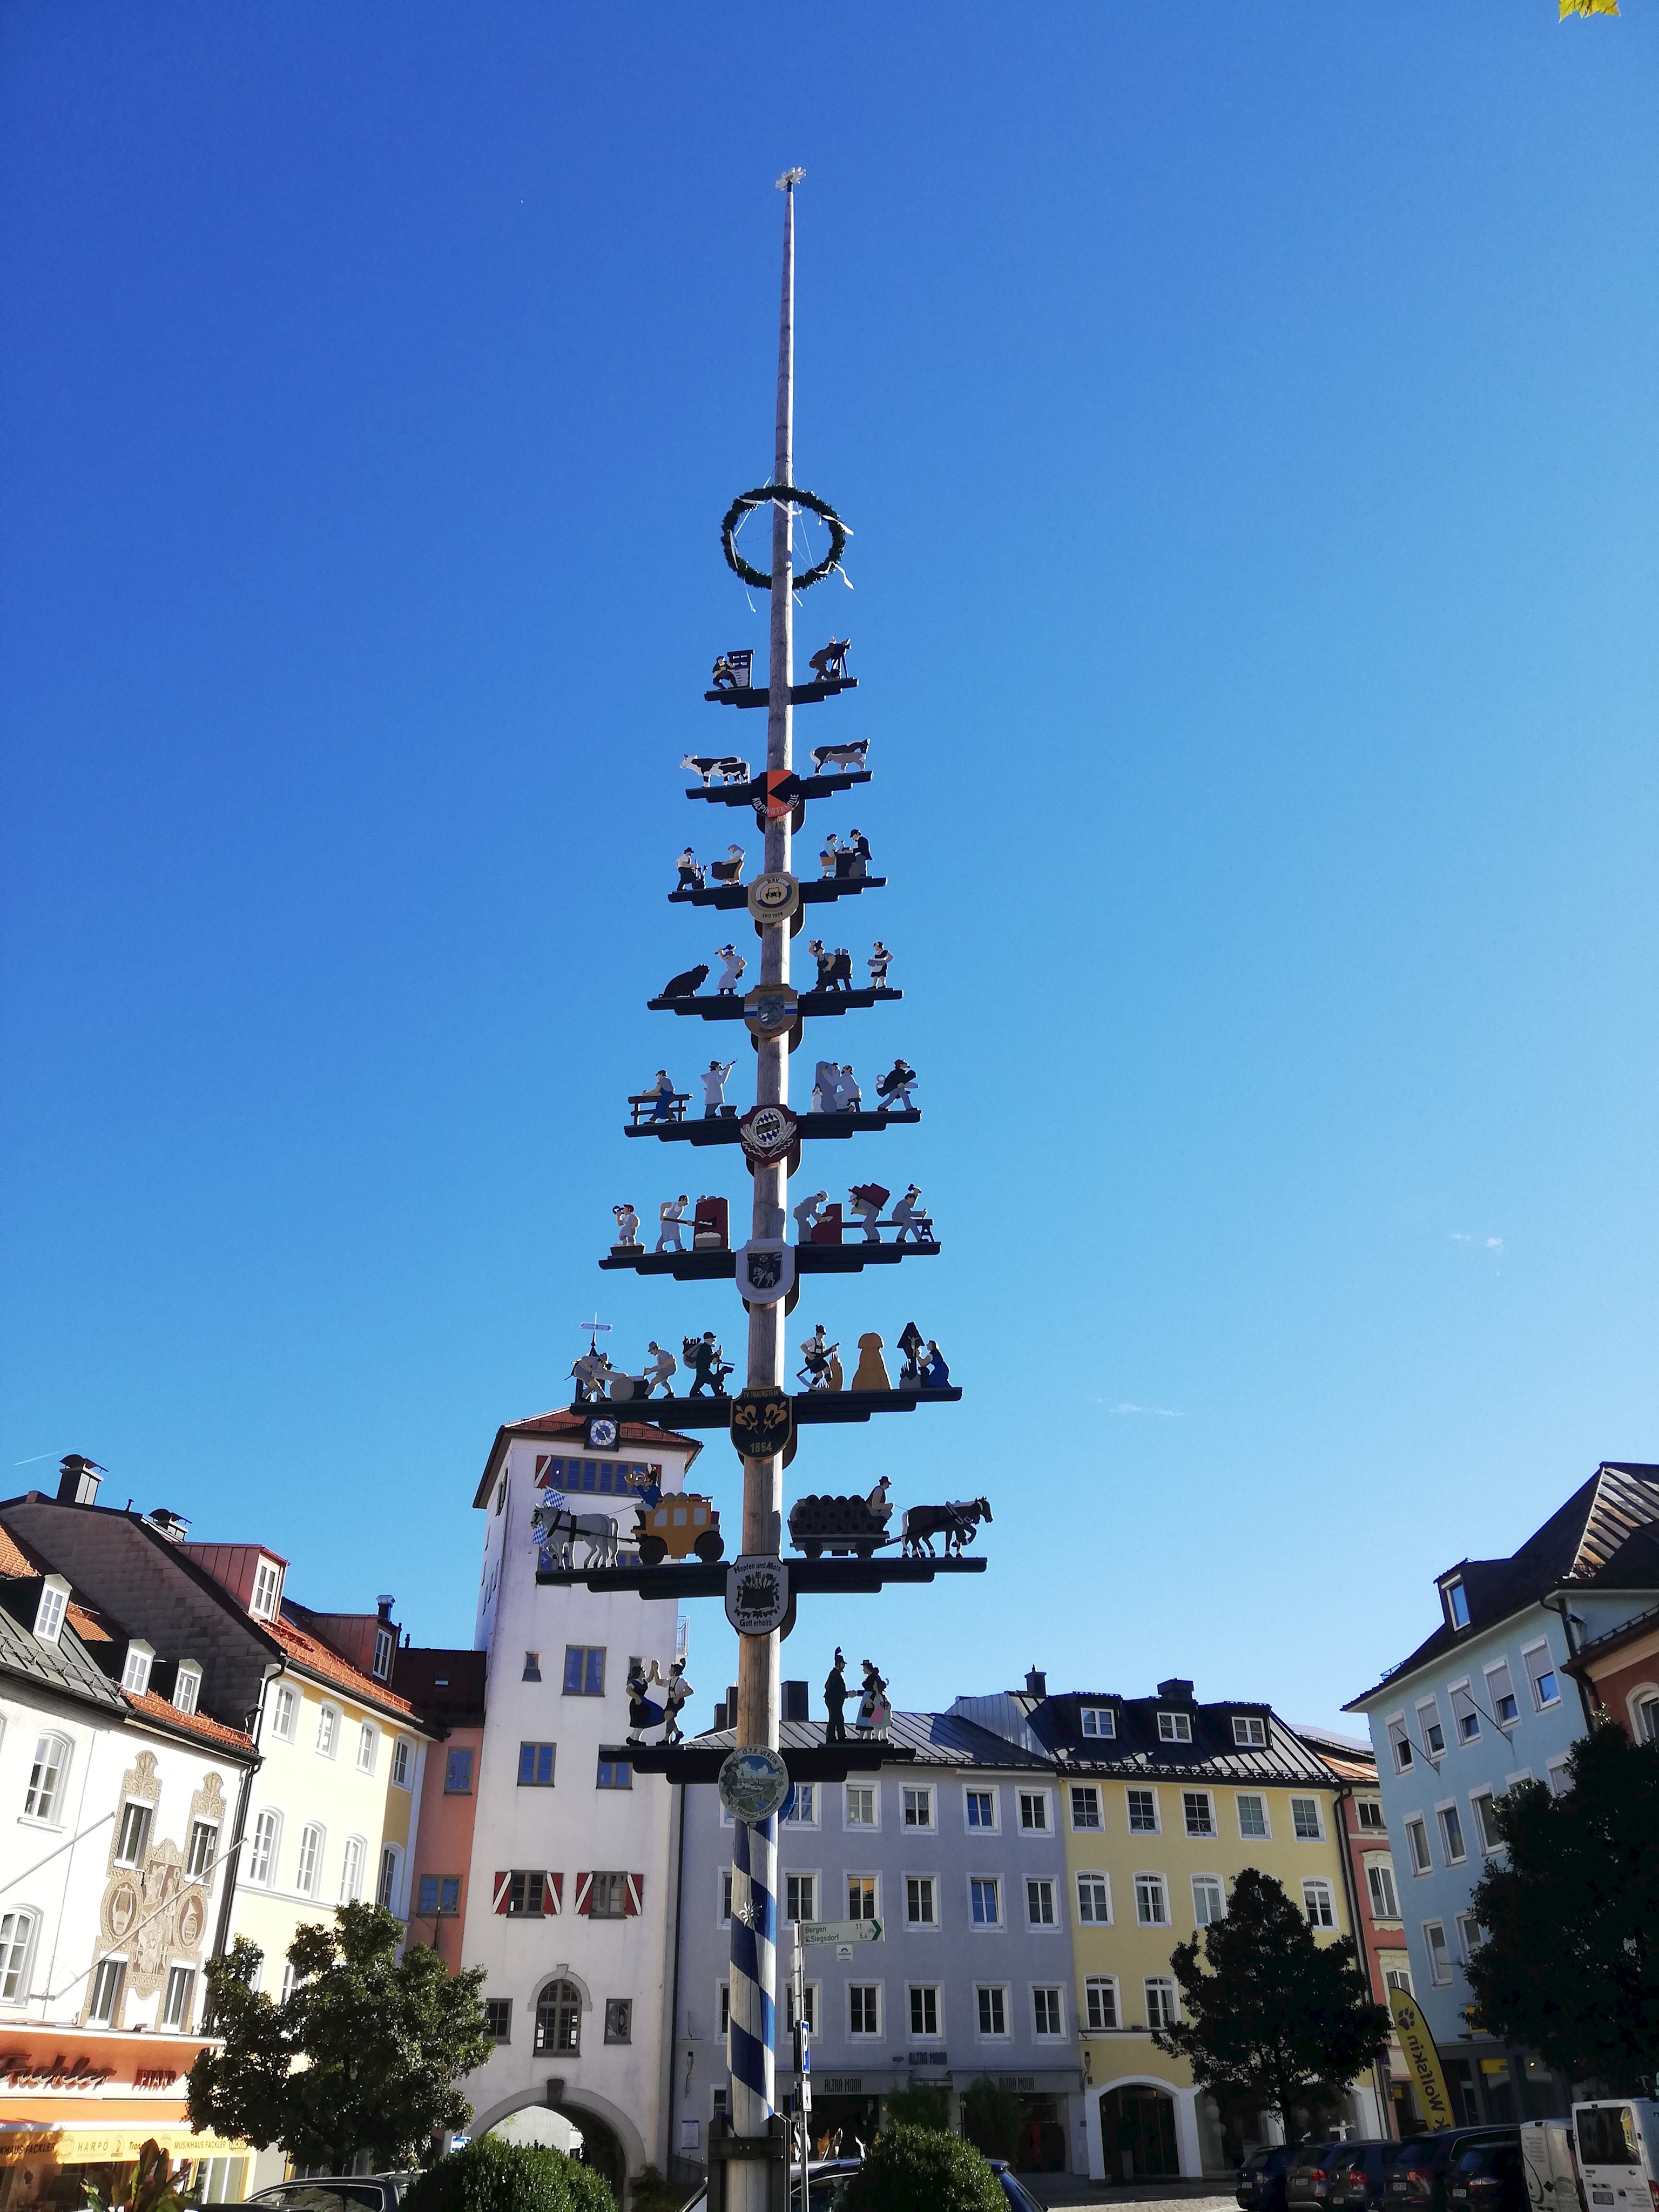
[
  {"left": 531, "top": 1502, "right": 619, "bottom": 1568},
  {"left": 900, "top": 1497, "right": 992, "bottom": 1559}
]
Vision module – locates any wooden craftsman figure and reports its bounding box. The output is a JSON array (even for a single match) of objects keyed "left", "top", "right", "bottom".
[
  {"left": 715, "top": 943, "right": 747, "bottom": 995},
  {"left": 846, "top": 828, "right": 871, "bottom": 881},
  {"left": 811, "top": 1060, "right": 842, "bottom": 1114},
  {"left": 644, "top": 1342, "right": 678, "bottom": 1398},
  {"left": 823, "top": 1647, "right": 849, "bottom": 1744},
  {"left": 570, "top": 1348, "right": 612, "bottom": 1405},
  {"left": 797, "top": 1323, "right": 839, "bottom": 1391},
  {"left": 890, "top": 1184, "right": 930, "bottom": 1245},
  {"left": 683, "top": 1331, "right": 732, "bottom": 1397},
  {"left": 792, "top": 1189, "right": 829, "bottom": 1242},
  {"left": 852, "top": 1332, "right": 890, "bottom": 1392},
  {"left": 676, "top": 847, "right": 704, "bottom": 892},
  {"left": 807, "top": 939, "right": 836, "bottom": 991},
  {"left": 710, "top": 844, "right": 745, "bottom": 886},
  {"left": 711, "top": 653, "right": 743, "bottom": 691},
  {"left": 854, "top": 1658, "right": 891, "bottom": 1737},
  {"left": 612, "top": 1203, "right": 641, "bottom": 1249},
  {"left": 662, "top": 1658, "right": 693, "bottom": 1744},
  {"left": 646, "top": 1070, "right": 678, "bottom": 1123},
  {"left": 837, "top": 1063, "right": 862, "bottom": 1112},
  {"left": 701, "top": 1060, "right": 737, "bottom": 1118},
  {"left": 626, "top": 1658, "right": 667, "bottom": 1744},
  {"left": 656, "top": 1196, "right": 689, "bottom": 1252},
  {"left": 896, "top": 1320, "right": 927, "bottom": 1387},
  {"left": 849, "top": 1183, "right": 889, "bottom": 1244},
  {"left": 875, "top": 1059, "right": 917, "bottom": 1112},
  {"left": 828, "top": 946, "right": 853, "bottom": 990},
  {"left": 808, "top": 638, "right": 850, "bottom": 682},
  {"left": 819, "top": 835, "right": 843, "bottom": 881},
  {"left": 926, "top": 1340, "right": 951, "bottom": 1389},
  {"left": 868, "top": 941, "right": 892, "bottom": 989}
]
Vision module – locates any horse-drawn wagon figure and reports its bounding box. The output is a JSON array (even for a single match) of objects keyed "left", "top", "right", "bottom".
[
  {"left": 900, "top": 1495, "right": 992, "bottom": 1559},
  {"left": 635, "top": 1492, "right": 725, "bottom": 1567},
  {"left": 788, "top": 1478, "right": 893, "bottom": 1560}
]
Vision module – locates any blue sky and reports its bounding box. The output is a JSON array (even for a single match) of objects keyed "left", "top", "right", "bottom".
[{"left": 3, "top": 4, "right": 1656, "bottom": 1737}]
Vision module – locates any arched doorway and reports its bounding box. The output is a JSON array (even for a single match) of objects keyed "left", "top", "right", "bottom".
[
  {"left": 485, "top": 2103, "right": 625, "bottom": 2202},
  {"left": 1100, "top": 2084, "right": 1180, "bottom": 2181}
]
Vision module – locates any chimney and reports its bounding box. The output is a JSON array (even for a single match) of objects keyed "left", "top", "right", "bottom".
[
  {"left": 147, "top": 1508, "right": 190, "bottom": 1543},
  {"left": 1157, "top": 1677, "right": 1195, "bottom": 1702},
  {"left": 56, "top": 1456, "right": 104, "bottom": 1507},
  {"left": 727, "top": 1683, "right": 739, "bottom": 1727},
  {"left": 1025, "top": 1668, "right": 1047, "bottom": 1700},
  {"left": 783, "top": 1681, "right": 809, "bottom": 1723},
  {"left": 712, "top": 1701, "right": 727, "bottom": 1731},
  {"left": 377, "top": 1595, "right": 395, "bottom": 1622}
]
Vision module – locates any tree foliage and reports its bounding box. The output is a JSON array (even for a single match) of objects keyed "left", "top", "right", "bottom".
[
  {"left": 400, "top": 2135, "right": 614, "bottom": 2212},
  {"left": 1153, "top": 1866, "right": 1388, "bottom": 2128},
  {"left": 84, "top": 2141, "right": 187, "bottom": 2212},
  {"left": 958, "top": 2076, "right": 1020, "bottom": 2164},
  {"left": 882, "top": 2082, "right": 952, "bottom": 2133},
  {"left": 1466, "top": 1719, "right": 1659, "bottom": 2094},
  {"left": 187, "top": 1903, "right": 491, "bottom": 2172},
  {"left": 840, "top": 2125, "right": 1003, "bottom": 2212}
]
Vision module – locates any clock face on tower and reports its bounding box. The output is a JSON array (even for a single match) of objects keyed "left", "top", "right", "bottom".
[{"left": 585, "top": 1415, "right": 619, "bottom": 1450}]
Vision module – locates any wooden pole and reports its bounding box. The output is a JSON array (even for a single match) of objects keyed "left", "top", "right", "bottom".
[{"left": 726, "top": 169, "right": 798, "bottom": 2208}]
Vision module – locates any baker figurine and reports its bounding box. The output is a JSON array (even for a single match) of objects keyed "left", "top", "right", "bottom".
[{"left": 656, "top": 1195, "right": 689, "bottom": 1252}]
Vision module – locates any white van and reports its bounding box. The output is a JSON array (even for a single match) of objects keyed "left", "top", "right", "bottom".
[
  {"left": 1572, "top": 2102, "right": 1659, "bottom": 2212},
  {"left": 1521, "top": 2122, "right": 1583, "bottom": 2212}
]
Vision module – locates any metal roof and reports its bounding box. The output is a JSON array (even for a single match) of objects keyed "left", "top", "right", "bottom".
[{"left": 692, "top": 1707, "right": 1055, "bottom": 1770}]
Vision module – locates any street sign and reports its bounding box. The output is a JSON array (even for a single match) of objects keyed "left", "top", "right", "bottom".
[{"left": 797, "top": 1917, "right": 882, "bottom": 1947}]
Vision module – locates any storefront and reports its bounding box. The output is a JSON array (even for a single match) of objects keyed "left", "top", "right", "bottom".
[
  {"left": 806, "top": 2068, "right": 1078, "bottom": 2175},
  {"left": 0, "top": 2031, "right": 249, "bottom": 2206}
]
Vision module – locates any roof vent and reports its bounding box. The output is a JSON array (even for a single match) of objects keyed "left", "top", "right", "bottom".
[
  {"left": 377, "top": 1595, "right": 395, "bottom": 1622},
  {"left": 783, "top": 1681, "right": 809, "bottom": 1722},
  {"left": 1156, "top": 1677, "right": 1195, "bottom": 1702},
  {"left": 57, "top": 1456, "right": 104, "bottom": 1507},
  {"left": 147, "top": 1508, "right": 190, "bottom": 1543},
  {"left": 1024, "top": 1668, "right": 1047, "bottom": 1700}
]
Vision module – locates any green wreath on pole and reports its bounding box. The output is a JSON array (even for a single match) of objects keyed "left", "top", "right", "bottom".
[{"left": 720, "top": 484, "right": 848, "bottom": 592}]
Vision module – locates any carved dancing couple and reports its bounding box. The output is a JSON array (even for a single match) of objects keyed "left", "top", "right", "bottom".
[
  {"left": 821, "top": 1646, "right": 888, "bottom": 1744},
  {"left": 626, "top": 1656, "right": 693, "bottom": 1744}
]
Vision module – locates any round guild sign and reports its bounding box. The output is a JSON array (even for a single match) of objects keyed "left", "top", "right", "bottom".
[
  {"left": 718, "top": 1744, "right": 791, "bottom": 1826},
  {"left": 739, "top": 1102, "right": 798, "bottom": 1169},
  {"left": 746, "top": 871, "right": 800, "bottom": 927}
]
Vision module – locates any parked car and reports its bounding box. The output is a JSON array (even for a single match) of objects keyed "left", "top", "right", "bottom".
[
  {"left": 1449, "top": 2141, "right": 1527, "bottom": 2212},
  {"left": 1291, "top": 2142, "right": 1361, "bottom": 2206},
  {"left": 1521, "top": 2121, "right": 1584, "bottom": 2212},
  {"left": 680, "top": 2157, "right": 861, "bottom": 2212},
  {"left": 247, "top": 2183, "right": 415, "bottom": 2212},
  {"left": 1389, "top": 2132, "right": 1518, "bottom": 2212},
  {"left": 1331, "top": 2141, "right": 1408, "bottom": 2210},
  {"left": 987, "top": 2160, "right": 1048, "bottom": 2212},
  {"left": 1240, "top": 2144, "right": 1308, "bottom": 2211},
  {"left": 1572, "top": 2100, "right": 1659, "bottom": 2212}
]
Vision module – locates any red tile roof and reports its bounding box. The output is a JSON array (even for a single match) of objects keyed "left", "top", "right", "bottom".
[
  {"left": 266, "top": 1615, "right": 422, "bottom": 1724},
  {"left": 122, "top": 1688, "right": 256, "bottom": 1754},
  {"left": 0, "top": 1528, "right": 116, "bottom": 1641},
  {"left": 474, "top": 1407, "right": 703, "bottom": 1505},
  {"left": 0, "top": 1527, "right": 41, "bottom": 1580}
]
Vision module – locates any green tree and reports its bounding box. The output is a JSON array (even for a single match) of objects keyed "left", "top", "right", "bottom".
[
  {"left": 883, "top": 2082, "right": 952, "bottom": 2133},
  {"left": 958, "top": 2077, "right": 1020, "bottom": 2164},
  {"left": 400, "top": 2136, "right": 614, "bottom": 2212},
  {"left": 840, "top": 2124, "right": 1003, "bottom": 2212},
  {"left": 187, "top": 1903, "right": 491, "bottom": 2173},
  {"left": 1152, "top": 1866, "right": 1387, "bottom": 2130},
  {"left": 1466, "top": 1719, "right": 1659, "bottom": 2094}
]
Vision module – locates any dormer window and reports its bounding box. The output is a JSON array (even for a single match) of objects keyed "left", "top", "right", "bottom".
[
  {"left": 1232, "top": 1715, "right": 1267, "bottom": 1748},
  {"left": 1157, "top": 1711, "right": 1193, "bottom": 1743},
  {"left": 373, "top": 1626, "right": 395, "bottom": 1682},
  {"left": 33, "top": 1577, "right": 70, "bottom": 1645},
  {"left": 249, "top": 1559, "right": 282, "bottom": 1620},
  {"left": 173, "top": 1662, "right": 202, "bottom": 1716},
  {"left": 1444, "top": 1578, "right": 1471, "bottom": 1631},
  {"left": 122, "top": 1641, "right": 155, "bottom": 1697},
  {"left": 1078, "top": 1707, "right": 1116, "bottom": 1739}
]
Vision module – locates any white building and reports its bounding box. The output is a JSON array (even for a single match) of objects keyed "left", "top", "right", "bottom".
[{"left": 458, "top": 1409, "right": 704, "bottom": 2198}]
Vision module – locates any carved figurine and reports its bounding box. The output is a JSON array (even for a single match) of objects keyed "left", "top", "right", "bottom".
[
  {"left": 818, "top": 833, "right": 842, "bottom": 880},
  {"left": 656, "top": 1196, "right": 689, "bottom": 1252},
  {"left": 811, "top": 737, "right": 867, "bottom": 774},
  {"left": 896, "top": 1320, "right": 927, "bottom": 1386},
  {"left": 849, "top": 1183, "right": 889, "bottom": 1244},
  {"left": 683, "top": 1331, "right": 733, "bottom": 1397},
  {"left": 710, "top": 844, "right": 745, "bottom": 886},
  {"left": 808, "top": 638, "right": 851, "bottom": 682},
  {"left": 846, "top": 829, "right": 871, "bottom": 881},
  {"left": 868, "top": 942, "right": 892, "bottom": 988},
  {"left": 676, "top": 847, "right": 705, "bottom": 892},
  {"left": 837, "top": 1063, "right": 862, "bottom": 1112},
  {"left": 643, "top": 1342, "right": 678, "bottom": 1398},
  {"left": 662, "top": 1658, "right": 693, "bottom": 1744},
  {"left": 715, "top": 943, "right": 747, "bottom": 994},
  {"left": 645, "top": 1070, "right": 678, "bottom": 1124},
  {"left": 808, "top": 938, "right": 834, "bottom": 990},
  {"left": 852, "top": 1332, "right": 891, "bottom": 1392},
  {"left": 875, "top": 1059, "right": 917, "bottom": 1112},
  {"left": 683, "top": 750, "right": 750, "bottom": 785},
  {"left": 693, "top": 1195, "right": 729, "bottom": 1250},
  {"left": 854, "top": 1658, "right": 891, "bottom": 1737},
  {"left": 626, "top": 1657, "right": 668, "bottom": 1743},
  {"left": 901, "top": 1496, "right": 990, "bottom": 1559},
  {"left": 662, "top": 962, "right": 710, "bottom": 1000},
  {"left": 612, "top": 1203, "right": 641, "bottom": 1250},
  {"left": 811, "top": 1060, "right": 841, "bottom": 1114},
  {"left": 710, "top": 652, "right": 744, "bottom": 691},
  {"left": 570, "top": 1348, "right": 613, "bottom": 1404},
  {"left": 890, "top": 1184, "right": 930, "bottom": 1244},
  {"left": 824, "top": 1647, "right": 848, "bottom": 1744},
  {"left": 793, "top": 1189, "right": 829, "bottom": 1242},
  {"left": 797, "top": 1323, "right": 841, "bottom": 1391},
  {"left": 926, "top": 1339, "right": 951, "bottom": 1389},
  {"left": 701, "top": 1059, "right": 737, "bottom": 1118}
]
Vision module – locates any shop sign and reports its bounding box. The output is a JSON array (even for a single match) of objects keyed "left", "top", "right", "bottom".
[{"left": 0, "top": 2057, "right": 114, "bottom": 2092}]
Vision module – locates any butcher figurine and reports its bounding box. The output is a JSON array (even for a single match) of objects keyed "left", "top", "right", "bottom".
[
  {"left": 644, "top": 1341, "right": 678, "bottom": 1398},
  {"left": 676, "top": 847, "right": 704, "bottom": 892},
  {"left": 702, "top": 1059, "right": 737, "bottom": 1118},
  {"left": 715, "top": 943, "right": 747, "bottom": 994},
  {"left": 868, "top": 941, "right": 892, "bottom": 989},
  {"left": 612, "top": 1203, "right": 641, "bottom": 1249},
  {"left": 656, "top": 1196, "right": 689, "bottom": 1252}
]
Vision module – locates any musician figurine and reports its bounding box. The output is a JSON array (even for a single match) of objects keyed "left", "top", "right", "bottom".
[
  {"left": 854, "top": 1658, "right": 892, "bottom": 1738},
  {"left": 676, "top": 847, "right": 704, "bottom": 892},
  {"left": 715, "top": 943, "right": 747, "bottom": 994},
  {"left": 656, "top": 1196, "right": 689, "bottom": 1252},
  {"left": 683, "top": 1331, "right": 733, "bottom": 1397},
  {"left": 875, "top": 1059, "right": 917, "bottom": 1113},
  {"left": 611, "top": 1203, "right": 642, "bottom": 1251},
  {"left": 868, "top": 941, "right": 892, "bottom": 989}
]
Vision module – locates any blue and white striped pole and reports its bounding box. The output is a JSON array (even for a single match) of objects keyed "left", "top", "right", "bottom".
[{"left": 727, "top": 1811, "right": 777, "bottom": 2129}]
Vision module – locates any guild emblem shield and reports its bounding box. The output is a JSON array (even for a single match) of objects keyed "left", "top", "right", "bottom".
[
  {"left": 744, "top": 984, "right": 800, "bottom": 1040},
  {"left": 737, "top": 1238, "right": 795, "bottom": 1305},
  {"left": 730, "top": 1384, "right": 794, "bottom": 1464},
  {"left": 739, "top": 1102, "right": 799, "bottom": 1170},
  {"left": 725, "top": 1554, "right": 791, "bottom": 1638},
  {"left": 746, "top": 871, "right": 801, "bottom": 927},
  {"left": 754, "top": 770, "right": 801, "bottom": 825}
]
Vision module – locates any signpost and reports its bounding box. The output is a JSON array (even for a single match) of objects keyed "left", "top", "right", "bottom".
[{"left": 797, "top": 1917, "right": 882, "bottom": 1948}]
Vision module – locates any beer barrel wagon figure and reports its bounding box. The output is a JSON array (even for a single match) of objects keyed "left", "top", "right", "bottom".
[
  {"left": 634, "top": 1493, "right": 725, "bottom": 1567},
  {"left": 788, "top": 1479, "right": 893, "bottom": 1560}
]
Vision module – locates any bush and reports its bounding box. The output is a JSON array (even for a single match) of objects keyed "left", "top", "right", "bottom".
[
  {"left": 401, "top": 2136, "right": 616, "bottom": 2212},
  {"left": 959, "top": 2078, "right": 1020, "bottom": 2166},
  {"left": 627, "top": 2167, "right": 689, "bottom": 2212},
  {"left": 882, "top": 2084, "right": 952, "bottom": 2133},
  {"left": 840, "top": 2124, "right": 1003, "bottom": 2212}
]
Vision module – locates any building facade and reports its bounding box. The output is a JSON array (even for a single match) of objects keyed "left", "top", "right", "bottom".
[
  {"left": 1345, "top": 1461, "right": 1659, "bottom": 2125},
  {"left": 968, "top": 1676, "right": 1373, "bottom": 2181}
]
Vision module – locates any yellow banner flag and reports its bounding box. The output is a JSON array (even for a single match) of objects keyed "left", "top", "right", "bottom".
[
  {"left": 1561, "top": 0, "right": 1620, "bottom": 17},
  {"left": 1388, "top": 1986, "right": 1458, "bottom": 2132}
]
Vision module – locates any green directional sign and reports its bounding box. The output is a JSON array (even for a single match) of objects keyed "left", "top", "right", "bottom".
[{"left": 798, "top": 1917, "right": 882, "bottom": 1946}]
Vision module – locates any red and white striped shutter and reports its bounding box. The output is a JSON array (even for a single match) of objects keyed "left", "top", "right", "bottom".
[
  {"left": 547, "top": 1872, "right": 563, "bottom": 1914},
  {"left": 493, "top": 1872, "right": 510, "bottom": 1916},
  {"left": 574, "top": 1871, "right": 592, "bottom": 1916},
  {"left": 535, "top": 1454, "right": 550, "bottom": 1485},
  {"left": 624, "top": 1873, "right": 644, "bottom": 1917}
]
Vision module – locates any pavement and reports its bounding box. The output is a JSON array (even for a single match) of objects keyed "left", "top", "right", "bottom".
[{"left": 1020, "top": 2183, "right": 1236, "bottom": 2212}]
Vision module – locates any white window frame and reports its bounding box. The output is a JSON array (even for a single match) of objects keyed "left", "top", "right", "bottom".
[
  {"left": 0, "top": 1910, "right": 39, "bottom": 2004},
  {"left": 161, "top": 1964, "right": 194, "bottom": 2029},
  {"left": 376, "top": 1842, "right": 402, "bottom": 1913},
  {"left": 1423, "top": 1919, "right": 1452, "bottom": 1985},
  {"left": 903, "top": 1873, "right": 939, "bottom": 1930},
  {"left": 900, "top": 1784, "right": 933, "bottom": 1831},
  {"left": 1483, "top": 1660, "right": 1520, "bottom": 1730},
  {"left": 1290, "top": 1795, "right": 1325, "bottom": 1841},
  {"left": 1143, "top": 1975, "right": 1178, "bottom": 2031},
  {"left": 846, "top": 1981, "right": 882, "bottom": 2040},
  {"left": 1125, "top": 1786, "right": 1161, "bottom": 1836},
  {"left": 86, "top": 1957, "right": 125, "bottom": 2026},
  {"left": 247, "top": 1809, "right": 281, "bottom": 1886},
  {"left": 1182, "top": 1789, "right": 1217, "bottom": 1839},
  {"left": 846, "top": 1873, "right": 880, "bottom": 1925},
  {"left": 33, "top": 1579, "right": 69, "bottom": 1645},
  {"left": 173, "top": 1662, "right": 201, "bottom": 1715},
  {"left": 1024, "top": 1875, "right": 1058, "bottom": 1930},
  {"left": 1235, "top": 1791, "right": 1270, "bottom": 1840},
  {"left": 391, "top": 1737, "right": 414, "bottom": 1789},
  {"left": 270, "top": 1683, "right": 298, "bottom": 1743},
  {"left": 968, "top": 1874, "right": 1003, "bottom": 1929},
  {"left": 1078, "top": 1706, "right": 1116, "bottom": 1739},
  {"left": 1387, "top": 1715, "right": 1415, "bottom": 1773},
  {"left": 373, "top": 1624, "right": 395, "bottom": 1681},
  {"left": 963, "top": 1786, "right": 998, "bottom": 1833},
  {"left": 1156, "top": 1710, "right": 1193, "bottom": 1743},
  {"left": 718, "top": 1870, "right": 733, "bottom": 1927},
  {"left": 1017, "top": 1788, "right": 1051, "bottom": 1835},
  {"left": 1415, "top": 1696, "right": 1446, "bottom": 1761},
  {"left": 1084, "top": 1974, "right": 1119, "bottom": 2031},
  {"left": 1546, "top": 1756, "right": 1571, "bottom": 1795},
  {"left": 23, "top": 1734, "right": 70, "bottom": 1825},
  {"left": 249, "top": 1557, "right": 282, "bottom": 1618},
  {"left": 974, "top": 1983, "right": 1011, "bottom": 2040},
  {"left": 295, "top": 1821, "right": 325, "bottom": 1898},
  {"left": 356, "top": 1722, "right": 378, "bottom": 1776},
  {"left": 1069, "top": 1782, "right": 1102, "bottom": 1831},
  {"left": 1471, "top": 1789, "right": 1502, "bottom": 1855},
  {"left": 784, "top": 1871, "right": 819, "bottom": 1926},
  {"left": 781, "top": 1783, "right": 818, "bottom": 1829},
  {"left": 1232, "top": 1714, "right": 1267, "bottom": 1748},
  {"left": 844, "top": 1782, "right": 879, "bottom": 1831},
  {"left": 339, "top": 1834, "right": 367, "bottom": 1904},
  {"left": 315, "top": 1703, "right": 341, "bottom": 1759},
  {"left": 1075, "top": 1871, "right": 1112, "bottom": 1926},
  {"left": 1404, "top": 1815, "right": 1432, "bottom": 1874},
  {"left": 906, "top": 1982, "right": 943, "bottom": 2040},
  {"left": 186, "top": 1819, "right": 218, "bottom": 1880},
  {"left": 1366, "top": 1857, "right": 1399, "bottom": 1920},
  {"left": 1134, "top": 1871, "right": 1170, "bottom": 1927},
  {"left": 1442, "top": 1576, "right": 1471, "bottom": 1630},
  {"left": 1522, "top": 1637, "right": 1561, "bottom": 1712},
  {"left": 1448, "top": 1678, "right": 1481, "bottom": 1746},
  {"left": 1303, "top": 1877, "right": 1336, "bottom": 1929},
  {"left": 121, "top": 1642, "right": 154, "bottom": 1697},
  {"left": 1455, "top": 1910, "right": 1480, "bottom": 1964},
  {"left": 1435, "top": 1798, "right": 1467, "bottom": 1866},
  {"left": 1192, "top": 1873, "right": 1226, "bottom": 1927},
  {"left": 1031, "top": 1983, "right": 1066, "bottom": 2039},
  {"left": 113, "top": 1799, "right": 152, "bottom": 1869}
]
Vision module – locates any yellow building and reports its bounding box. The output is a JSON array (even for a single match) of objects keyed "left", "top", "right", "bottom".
[{"left": 1010, "top": 1676, "right": 1374, "bottom": 2181}]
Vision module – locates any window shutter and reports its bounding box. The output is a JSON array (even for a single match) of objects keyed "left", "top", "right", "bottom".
[
  {"left": 493, "top": 1872, "right": 510, "bottom": 1916},
  {"left": 624, "top": 1873, "right": 644, "bottom": 1916},
  {"left": 574, "top": 1872, "right": 592, "bottom": 1916},
  {"left": 547, "top": 1872, "right": 563, "bottom": 1914}
]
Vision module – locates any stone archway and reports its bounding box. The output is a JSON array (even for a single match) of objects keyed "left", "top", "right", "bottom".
[{"left": 473, "top": 2085, "right": 645, "bottom": 2195}]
